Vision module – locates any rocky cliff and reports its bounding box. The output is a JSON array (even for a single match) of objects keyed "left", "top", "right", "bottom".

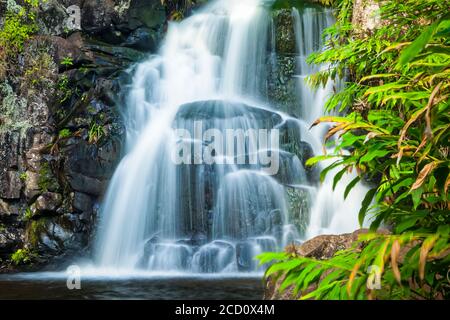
[{"left": 0, "top": 0, "right": 206, "bottom": 271}]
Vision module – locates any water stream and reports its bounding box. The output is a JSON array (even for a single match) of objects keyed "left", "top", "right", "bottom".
[{"left": 91, "top": 0, "right": 367, "bottom": 275}]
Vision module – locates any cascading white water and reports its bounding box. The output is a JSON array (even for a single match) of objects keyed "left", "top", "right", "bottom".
[
  {"left": 291, "top": 8, "right": 369, "bottom": 238},
  {"left": 94, "top": 0, "right": 367, "bottom": 274}
]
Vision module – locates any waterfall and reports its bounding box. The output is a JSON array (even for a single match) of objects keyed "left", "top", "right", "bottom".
[
  {"left": 94, "top": 0, "right": 367, "bottom": 274},
  {"left": 291, "top": 7, "right": 369, "bottom": 238}
]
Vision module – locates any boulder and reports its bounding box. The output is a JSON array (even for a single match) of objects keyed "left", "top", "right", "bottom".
[
  {"left": 194, "top": 241, "right": 235, "bottom": 273},
  {"left": 126, "top": 0, "right": 166, "bottom": 30},
  {"left": 81, "top": 0, "right": 117, "bottom": 34},
  {"left": 26, "top": 215, "right": 84, "bottom": 255},
  {"left": 175, "top": 100, "right": 282, "bottom": 125},
  {"left": 35, "top": 192, "right": 63, "bottom": 213},
  {"left": 24, "top": 131, "right": 54, "bottom": 172},
  {"left": 42, "top": 35, "right": 85, "bottom": 68},
  {"left": 267, "top": 56, "right": 297, "bottom": 115},
  {"left": 38, "top": 0, "right": 69, "bottom": 36},
  {"left": 63, "top": 138, "right": 121, "bottom": 183},
  {"left": 236, "top": 241, "right": 254, "bottom": 271},
  {"left": 72, "top": 192, "right": 93, "bottom": 213},
  {"left": 122, "top": 27, "right": 158, "bottom": 52},
  {"left": 0, "top": 199, "right": 20, "bottom": 219},
  {"left": 67, "top": 173, "right": 106, "bottom": 197}
]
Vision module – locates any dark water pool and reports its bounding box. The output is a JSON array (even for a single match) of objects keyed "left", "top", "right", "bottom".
[{"left": 0, "top": 274, "right": 264, "bottom": 300}]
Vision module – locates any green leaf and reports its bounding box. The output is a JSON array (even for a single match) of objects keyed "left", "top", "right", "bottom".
[
  {"left": 359, "top": 188, "right": 377, "bottom": 226},
  {"left": 360, "top": 150, "right": 390, "bottom": 163},
  {"left": 265, "top": 259, "right": 304, "bottom": 278},
  {"left": 305, "top": 155, "right": 337, "bottom": 167},
  {"left": 397, "top": 21, "right": 439, "bottom": 67},
  {"left": 344, "top": 176, "right": 361, "bottom": 200},
  {"left": 395, "top": 215, "right": 424, "bottom": 233},
  {"left": 411, "top": 187, "right": 423, "bottom": 209},
  {"left": 256, "top": 252, "right": 287, "bottom": 265},
  {"left": 333, "top": 167, "right": 348, "bottom": 191}
]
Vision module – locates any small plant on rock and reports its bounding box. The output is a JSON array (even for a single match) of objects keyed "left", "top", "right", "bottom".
[{"left": 11, "top": 248, "right": 34, "bottom": 265}]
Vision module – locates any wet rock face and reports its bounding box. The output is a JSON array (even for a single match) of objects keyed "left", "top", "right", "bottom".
[
  {"left": 268, "top": 10, "right": 298, "bottom": 116},
  {"left": 0, "top": 171, "right": 22, "bottom": 200},
  {"left": 38, "top": 0, "right": 69, "bottom": 36},
  {"left": 273, "top": 10, "right": 296, "bottom": 55},
  {"left": 0, "top": 227, "right": 24, "bottom": 258},
  {"left": 0, "top": 0, "right": 172, "bottom": 270}
]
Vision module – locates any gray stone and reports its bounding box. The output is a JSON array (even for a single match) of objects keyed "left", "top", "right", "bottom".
[
  {"left": 176, "top": 100, "right": 282, "bottom": 123},
  {"left": 63, "top": 137, "right": 121, "bottom": 180},
  {"left": 24, "top": 171, "right": 41, "bottom": 201},
  {"left": 0, "top": 227, "right": 23, "bottom": 256},
  {"left": 122, "top": 27, "right": 157, "bottom": 52},
  {"left": 0, "top": 199, "right": 19, "bottom": 218},
  {"left": 236, "top": 241, "right": 254, "bottom": 271},
  {"left": 38, "top": 0, "right": 69, "bottom": 36},
  {"left": 27, "top": 216, "right": 79, "bottom": 254},
  {"left": 0, "top": 171, "right": 22, "bottom": 199},
  {"left": 35, "top": 192, "right": 63, "bottom": 213},
  {"left": 72, "top": 192, "right": 93, "bottom": 213},
  {"left": 81, "top": 0, "right": 117, "bottom": 34},
  {"left": 0, "top": 131, "right": 21, "bottom": 170},
  {"left": 67, "top": 173, "right": 105, "bottom": 196},
  {"left": 127, "top": 0, "right": 166, "bottom": 29}
]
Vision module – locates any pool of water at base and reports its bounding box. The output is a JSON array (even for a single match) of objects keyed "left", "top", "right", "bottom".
[{"left": 0, "top": 274, "right": 264, "bottom": 300}]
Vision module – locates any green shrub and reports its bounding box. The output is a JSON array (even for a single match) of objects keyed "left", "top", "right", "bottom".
[
  {"left": 259, "top": 0, "right": 450, "bottom": 300},
  {"left": 88, "top": 123, "right": 105, "bottom": 144},
  {"left": 23, "top": 207, "right": 33, "bottom": 221},
  {"left": 19, "top": 172, "right": 28, "bottom": 181},
  {"left": 0, "top": 0, "right": 41, "bottom": 55},
  {"left": 58, "top": 129, "right": 71, "bottom": 139},
  {"left": 11, "top": 248, "right": 33, "bottom": 265}
]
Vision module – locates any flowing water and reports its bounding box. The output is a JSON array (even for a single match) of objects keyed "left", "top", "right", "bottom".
[
  {"left": 0, "top": 0, "right": 368, "bottom": 299},
  {"left": 93, "top": 0, "right": 367, "bottom": 275}
]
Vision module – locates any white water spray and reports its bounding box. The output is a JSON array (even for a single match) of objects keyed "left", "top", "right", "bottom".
[{"left": 94, "top": 0, "right": 367, "bottom": 274}]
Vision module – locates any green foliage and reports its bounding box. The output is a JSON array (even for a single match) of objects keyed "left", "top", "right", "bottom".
[
  {"left": 61, "top": 57, "right": 74, "bottom": 67},
  {"left": 58, "top": 129, "right": 71, "bottom": 139},
  {"left": 260, "top": 228, "right": 450, "bottom": 299},
  {"left": 270, "top": 0, "right": 340, "bottom": 9},
  {"left": 260, "top": 0, "right": 450, "bottom": 300},
  {"left": 22, "top": 50, "right": 56, "bottom": 92},
  {"left": 0, "top": 0, "right": 41, "bottom": 55},
  {"left": 23, "top": 207, "right": 33, "bottom": 221},
  {"left": 11, "top": 248, "right": 34, "bottom": 265},
  {"left": 88, "top": 123, "right": 105, "bottom": 144},
  {"left": 38, "top": 162, "right": 56, "bottom": 192},
  {"left": 56, "top": 74, "right": 73, "bottom": 103},
  {"left": 0, "top": 81, "right": 30, "bottom": 133},
  {"left": 19, "top": 172, "right": 28, "bottom": 181}
]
